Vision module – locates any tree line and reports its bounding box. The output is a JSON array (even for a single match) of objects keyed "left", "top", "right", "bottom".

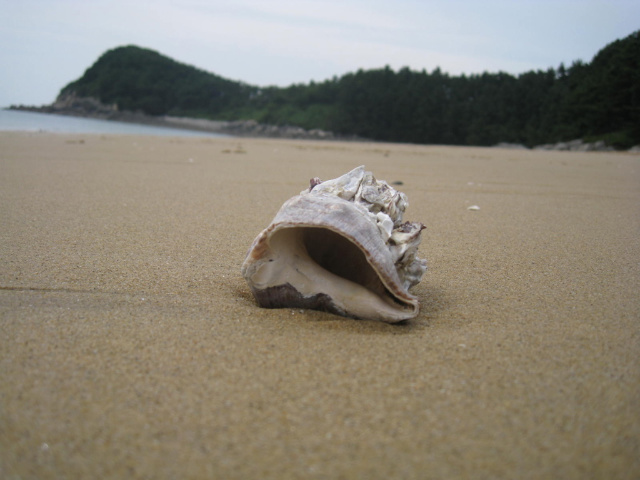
[{"left": 61, "top": 31, "right": 639, "bottom": 148}]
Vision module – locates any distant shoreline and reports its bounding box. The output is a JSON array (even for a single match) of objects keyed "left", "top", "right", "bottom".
[
  {"left": 8, "top": 102, "right": 637, "bottom": 151},
  {"left": 7, "top": 102, "right": 351, "bottom": 141}
]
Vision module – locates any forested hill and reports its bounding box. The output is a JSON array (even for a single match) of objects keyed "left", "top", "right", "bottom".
[
  {"left": 60, "top": 46, "right": 253, "bottom": 117},
  {"left": 59, "top": 31, "right": 639, "bottom": 148}
]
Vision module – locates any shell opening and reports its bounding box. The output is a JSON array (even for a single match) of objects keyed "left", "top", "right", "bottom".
[
  {"left": 250, "top": 226, "right": 414, "bottom": 320},
  {"left": 302, "top": 228, "right": 390, "bottom": 300}
]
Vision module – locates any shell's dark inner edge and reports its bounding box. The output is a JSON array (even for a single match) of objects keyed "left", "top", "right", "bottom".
[
  {"left": 301, "top": 227, "right": 390, "bottom": 300},
  {"left": 252, "top": 283, "right": 349, "bottom": 317}
]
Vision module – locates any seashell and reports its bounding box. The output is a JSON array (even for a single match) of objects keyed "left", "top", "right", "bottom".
[{"left": 241, "top": 166, "right": 427, "bottom": 322}]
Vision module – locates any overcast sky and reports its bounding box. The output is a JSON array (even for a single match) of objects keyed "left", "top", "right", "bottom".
[{"left": 2, "top": 0, "right": 638, "bottom": 107}]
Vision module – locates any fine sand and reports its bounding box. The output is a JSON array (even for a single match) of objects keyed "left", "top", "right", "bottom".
[{"left": 1, "top": 132, "right": 639, "bottom": 479}]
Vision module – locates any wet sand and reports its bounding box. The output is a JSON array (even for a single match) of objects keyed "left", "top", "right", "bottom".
[{"left": 1, "top": 132, "right": 639, "bottom": 478}]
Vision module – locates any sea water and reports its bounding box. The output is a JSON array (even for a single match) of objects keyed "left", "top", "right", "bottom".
[{"left": 0, "top": 109, "right": 229, "bottom": 138}]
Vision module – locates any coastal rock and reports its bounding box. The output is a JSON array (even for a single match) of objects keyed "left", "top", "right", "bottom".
[
  {"left": 533, "top": 139, "right": 614, "bottom": 152},
  {"left": 219, "top": 120, "right": 336, "bottom": 140},
  {"left": 494, "top": 143, "right": 528, "bottom": 150},
  {"left": 10, "top": 92, "right": 119, "bottom": 119},
  {"left": 52, "top": 92, "right": 119, "bottom": 117}
]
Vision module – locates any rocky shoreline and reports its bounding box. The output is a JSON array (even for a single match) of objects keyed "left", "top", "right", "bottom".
[
  {"left": 9, "top": 93, "right": 347, "bottom": 141},
  {"left": 494, "top": 139, "right": 636, "bottom": 152},
  {"left": 10, "top": 94, "right": 639, "bottom": 151}
]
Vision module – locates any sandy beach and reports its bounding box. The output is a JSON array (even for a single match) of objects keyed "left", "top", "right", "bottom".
[{"left": 1, "top": 132, "right": 638, "bottom": 478}]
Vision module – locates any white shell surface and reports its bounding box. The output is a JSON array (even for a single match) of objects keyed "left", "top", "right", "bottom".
[{"left": 241, "top": 166, "right": 427, "bottom": 322}]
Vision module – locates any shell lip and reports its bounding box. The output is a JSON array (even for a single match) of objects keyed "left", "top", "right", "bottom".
[{"left": 269, "top": 219, "right": 419, "bottom": 306}]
